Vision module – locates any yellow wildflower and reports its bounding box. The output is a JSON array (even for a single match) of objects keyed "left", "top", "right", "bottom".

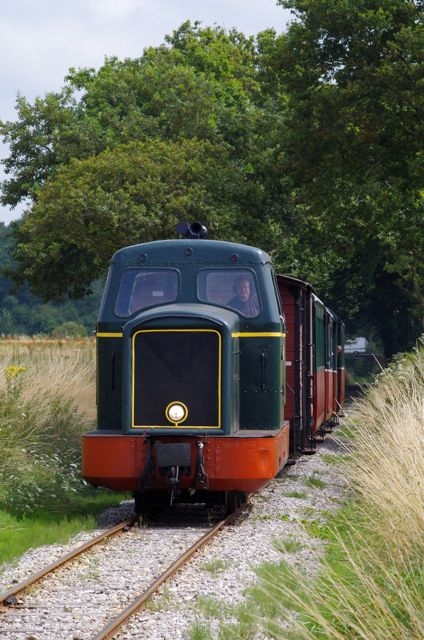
[{"left": 4, "top": 365, "right": 27, "bottom": 381}]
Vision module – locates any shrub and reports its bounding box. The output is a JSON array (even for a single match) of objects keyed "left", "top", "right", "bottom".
[
  {"left": 51, "top": 321, "right": 87, "bottom": 338},
  {"left": 0, "top": 338, "right": 96, "bottom": 517}
]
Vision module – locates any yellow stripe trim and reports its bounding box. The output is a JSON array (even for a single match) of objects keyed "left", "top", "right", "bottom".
[
  {"left": 97, "top": 331, "right": 285, "bottom": 339},
  {"left": 97, "top": 332, "right": 123, "bottom": 338},
  {"left": 232, "top": 332, "right": 285, "bottom": 338}
]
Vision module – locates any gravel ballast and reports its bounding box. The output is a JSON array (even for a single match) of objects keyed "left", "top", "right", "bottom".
[{"left": 0, "top": 435, "right": 347, "bottom": 639}]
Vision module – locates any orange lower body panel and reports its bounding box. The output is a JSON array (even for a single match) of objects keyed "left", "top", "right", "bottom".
[{"left": 82, "top": 423, "right": 290, "bottom": 494}]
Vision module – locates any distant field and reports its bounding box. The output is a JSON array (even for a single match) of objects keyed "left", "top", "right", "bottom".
[{"left": 0, "top": 336, "right": 96, "bottom": 423}]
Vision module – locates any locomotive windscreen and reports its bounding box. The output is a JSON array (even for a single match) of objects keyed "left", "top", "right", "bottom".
[{"left": 131, "top": 329, "right": 221, "bottom": 429}]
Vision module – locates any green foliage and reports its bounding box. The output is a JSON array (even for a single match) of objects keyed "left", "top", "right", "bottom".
[
  {"left": 50, "top": 321, "right": 87, "bottom": 338},
  {"left": 0, "top": 510, "right": 95, "bottom": 565},
  {"left": 194, "top": 595, "right": 226, "bottom": 618},
  {"left": 345, "top": 353, "right": 383, "bottom": 385},
  {"left": 272, "top": 537, "right": 303, "bottom": 554},
  {"left": 188, "top": 623, "right": 214, "bottom": 640},
  {"left": 0, "top": 91, "right": 76, "bottom": 207},
  {"left": 0, "top": 337, "right": 122, "bottom": 563},
  {"left": 201, "top": 558, "right": 228, "bottom": 576},
  {"left": 1, "top": 10, "right": 423, "bottom": 353},
  {"left": 1, "top": 22, "right": 293, "bottom": 303},
  {"left": 9, "top": 138, "right": 261, "bottom": 299},
  {"left": 302, "top": 516, "right": 335, "bottom": 541},
  {"left": 0, "top": 223, "right": 101, "bottom": 334},
  {"left": 0, "top": 22, "right": 262, "bottom": 206},
  {"left": 275, "top": 0, "right": 424, "bottom": 354},
  {"left": 217, "top": 496, "right": 424, "bottom": 639},
  {"left": 304, "top": 474, "right": 327, "bottom": 489},
  {"left": 0, "top": 490, "right": 128, "bottom": 565},
  {"left": 0, "top": 373, "right": 82, "bottom": 518},
  {"left": 0, "top": 345, "right": 96, "bottom": 519},
  {"left": 283, "top": 490, "right": 308, "bottom": 499}
]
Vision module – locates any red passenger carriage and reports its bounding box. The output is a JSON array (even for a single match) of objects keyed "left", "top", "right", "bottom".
[{"left": 277, "top": 275, "right": 345, "bottom": 457}]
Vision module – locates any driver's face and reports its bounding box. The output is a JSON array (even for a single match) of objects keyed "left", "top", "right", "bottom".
[{"left": 237, "top": 280, "right": 250, "bottom": 302}]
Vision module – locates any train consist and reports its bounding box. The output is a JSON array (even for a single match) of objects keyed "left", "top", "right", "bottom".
[{"left": 82, "top": 222, "right": 345, "bottom": 512}]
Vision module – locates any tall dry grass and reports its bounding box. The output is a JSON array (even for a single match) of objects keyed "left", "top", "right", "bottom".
[
  {"left": 346, "top": 348, "right": 424, "bottom": 557},
  {"left": 0, "top": 337, "right": 97, "bottom": 516},
  {"left": 0, "top": 336, "right": 96, "bottom": 425},
  {"left": 242, "top": 344, "right": 424, "bottom": 639}
]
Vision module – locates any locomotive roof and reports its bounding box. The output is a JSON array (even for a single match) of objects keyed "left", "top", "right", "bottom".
[{"left": 110, "top": 238, "right": 273, "bottom": 266}]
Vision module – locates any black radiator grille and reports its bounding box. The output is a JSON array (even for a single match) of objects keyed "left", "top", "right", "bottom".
[{"left": 132, "top": 329, "right": 221, "bottom": 428}]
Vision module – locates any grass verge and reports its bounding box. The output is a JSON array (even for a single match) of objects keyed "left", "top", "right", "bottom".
[
  {"left": 0, "top": 338, "right": 132, "bottom": 567},
  {"left": 0, "top": 490, "right": 130, "bottom": 567}
]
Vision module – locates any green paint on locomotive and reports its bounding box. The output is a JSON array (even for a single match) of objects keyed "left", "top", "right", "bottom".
[{"left": 96, "top": 238, "right": 286, "bottom": 435}]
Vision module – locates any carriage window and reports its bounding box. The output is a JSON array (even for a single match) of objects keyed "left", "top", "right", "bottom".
[
  {"left": 115, "top": 270, "right": 178, "bottom": 316},
  {"left": 198, "top": 270, "right": 260, "bottom": 318}
]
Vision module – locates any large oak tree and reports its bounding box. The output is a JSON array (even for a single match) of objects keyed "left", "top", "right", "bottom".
[
  {"left": 275, "top": 0, "right": 424, "bottom": 353},
  {"left": 2, "top": 23, "right": 291, "bottom": 299}
]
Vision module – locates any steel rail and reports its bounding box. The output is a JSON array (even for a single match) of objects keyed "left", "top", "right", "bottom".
[
  {"left": 0, "top": 519, "right": 134, "bottom": 606},
  {"left": 92, "top": 509, "right": 240, "bottom": 640}
]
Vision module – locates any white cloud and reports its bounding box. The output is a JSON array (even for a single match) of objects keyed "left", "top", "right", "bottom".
[{"left": 86, "top": 0, "right": 146, "bottom": 21}]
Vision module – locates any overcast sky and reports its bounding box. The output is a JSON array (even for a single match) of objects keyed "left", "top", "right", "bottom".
[{"left": 0, "top": 0, "right": 293, "bottom": 225}]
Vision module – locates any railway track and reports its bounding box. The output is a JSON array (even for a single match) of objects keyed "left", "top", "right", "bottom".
[
  {"left": 0, "top": 519, "right": 135, "bottom": 609},
  {"left": 0, "top": 506, "right": 241, "bottom": 640}
]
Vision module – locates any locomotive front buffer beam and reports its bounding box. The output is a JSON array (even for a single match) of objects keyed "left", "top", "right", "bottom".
[{"left": 139, "top": 438, "right": 209, "bottom": 505}]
